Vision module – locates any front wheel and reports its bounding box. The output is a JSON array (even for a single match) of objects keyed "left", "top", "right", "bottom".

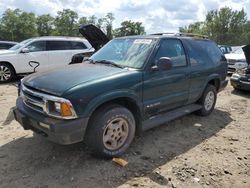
[
  {"left": 85, "top": 104, "right": 136, "bottom": 158},
  {"left": 0, "top": 63, "right": 15, "bottom": 83},
  {"left": 196, "top": 84, "right": 217, "bottom": 116}
]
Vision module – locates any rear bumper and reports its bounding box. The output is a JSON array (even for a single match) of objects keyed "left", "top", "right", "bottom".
[
  {"left": 230, "top": 78, "right": 250, "bottom": 91},
  {"left": 219, "top": 79, "right": 228, "bottom": 92},
  {"left": 14, "top": 97, "right": 89, "bottom": 145}
]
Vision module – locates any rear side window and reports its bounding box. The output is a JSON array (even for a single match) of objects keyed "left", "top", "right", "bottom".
[
  {"left": 185, "top": 40, "right": 223, "bottom": 66},
  {"left": 47, "top": 41, "right": 72, "bottom": 51},
  {"left": 47, "top": 40, "right": 87, "bottom": 51},
  {"left": 70, "top": 41, "right": 87, "bottom": 49}
]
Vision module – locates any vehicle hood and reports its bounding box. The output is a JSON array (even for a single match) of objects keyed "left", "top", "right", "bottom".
[
  {"left": 0, "top": 50, "right": 16, "bottom": 55},
  {"left": 242, "top": 44, "right": 250, "bottom": 65},
  {"left": 79, "top": 24, "right": 110, "bottom": 50},
  {"left": 225, "top": 53, "right": 246, "bottom": 60},
  {"left": 22, "top": 63, "right": 129, "bottom": 96}
]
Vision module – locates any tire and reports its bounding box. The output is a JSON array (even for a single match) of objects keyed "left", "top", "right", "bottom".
[
  {"left": 85, "top": 104, "right": 136, "bottom": 158},
  {"left": 0, "top": 63, "right": 15, "bottom": 83},
  {"left": 196, "top": 84, "right": 217, "bottom": 116}
]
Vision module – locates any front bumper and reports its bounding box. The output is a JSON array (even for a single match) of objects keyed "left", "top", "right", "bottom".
[
  {"left": 14, "top": 97, "right": 89, "bottom": 145},
  {"left": 230, "top": 78, "right": 250, "bottom": 91}
]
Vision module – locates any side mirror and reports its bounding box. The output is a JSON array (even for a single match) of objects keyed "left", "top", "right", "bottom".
[
  {"left": 155, "top": 57, "right": 172, "bottom": 71},
  {"left": 20, "top": 48, "right": 29, "bottom": 53}
]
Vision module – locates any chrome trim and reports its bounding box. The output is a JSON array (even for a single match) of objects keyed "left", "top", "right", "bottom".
[{"left": 21, "top": 83, "right": 78, "bottom": 119}]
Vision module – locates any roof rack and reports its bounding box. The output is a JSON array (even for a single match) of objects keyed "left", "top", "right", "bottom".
[{"left": 151, "top": 32, "right": 208, "bottom": 39}]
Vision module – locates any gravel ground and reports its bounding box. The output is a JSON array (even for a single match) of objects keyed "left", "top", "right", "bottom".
[{"left": 0, "top": 80, "right": 250, "bottom": 188}]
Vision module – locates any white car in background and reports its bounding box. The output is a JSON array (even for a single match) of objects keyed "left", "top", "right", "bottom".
[
  {"left": 225, "top": 46, "right": 248, "bottom": 73},
  {"left": 0, "top": 36, "right": 95, "bottom": 83},
  {"left": 0, "top": 41, "right": 18, "bottom": 50}
]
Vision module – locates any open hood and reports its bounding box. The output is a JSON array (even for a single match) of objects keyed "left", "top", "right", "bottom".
[
  {"left": 242, "top": 44, "right": 250, "bottom": 65},
  {"left": 79, "top": 24, "right": 110, "bottom": 50}
]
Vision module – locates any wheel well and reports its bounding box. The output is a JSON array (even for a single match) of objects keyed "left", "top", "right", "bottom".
[
  {"left": 0, "top": 61, "right": 16, "bottom": 75},
  {"left": 90, "top": 97, "right": 142, "bottom": 134},
  {"left": 208, "top": 79, "right": 220, "bottom": 92}
]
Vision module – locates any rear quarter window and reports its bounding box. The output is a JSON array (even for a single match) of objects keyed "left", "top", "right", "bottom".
[
  {"left": 47, "top": 40, "right": 88, "bottom": 51},
  {"left": 70, "top": 41, "right": 87, "bottom": 50},
  {"left": 185, "top": 39, "right": 224, "bottom": 65}
]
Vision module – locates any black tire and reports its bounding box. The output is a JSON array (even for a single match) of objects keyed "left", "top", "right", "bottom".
[
  {"left": 0, "top": 63, "right": 15, "bottom": 83},
  {"left": 196, "top": 84, "right": 217, "bottom": 116},
  {"left": 85, "top": 104, "right": 136, "bottom": 158}
]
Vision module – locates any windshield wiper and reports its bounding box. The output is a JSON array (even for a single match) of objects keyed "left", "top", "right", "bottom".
[{"left": 92, "top": 60, "right": 124, "bottom": 69}]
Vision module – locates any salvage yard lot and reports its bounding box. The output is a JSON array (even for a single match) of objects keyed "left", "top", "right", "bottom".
[{"left": 0, "top": 81, "right": 250, "bottom": 188}]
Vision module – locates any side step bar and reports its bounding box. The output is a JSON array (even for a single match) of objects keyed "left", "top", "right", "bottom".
[{"left": 142, "top": 104, "right": 202, "bottom": 131}]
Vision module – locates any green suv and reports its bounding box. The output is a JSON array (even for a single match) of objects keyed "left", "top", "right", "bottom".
[{"left": 14, "top": 25, "right": 228, "bottom": 157}]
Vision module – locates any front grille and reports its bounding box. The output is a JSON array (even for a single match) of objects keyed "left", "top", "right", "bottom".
[
  {"left": 21, "top": 85, "right": 46, "bottom": 114},
  {"left": 227, "top": 59, "right": 236, "bottom": 65},
  {"left": 228, "top": 67, "right": 236, "bottom": 72},
  {"left": 20, "top": 83, "right": 77, "bottom": 119}
]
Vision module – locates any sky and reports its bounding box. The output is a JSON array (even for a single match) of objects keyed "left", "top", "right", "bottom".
[{"left": 0, "top": 0, "right": 249, "bottom": 33}]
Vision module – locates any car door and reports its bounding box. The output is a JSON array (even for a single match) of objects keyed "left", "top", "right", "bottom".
[
  {"left": 17, "top": 40, "right": 49, "bottom": 73},
  {"left": 47, "top": 40, "right": 73, "bottom": 70},
  {"left": 143, "top": 39, "right": 190, "bottom": 117}
]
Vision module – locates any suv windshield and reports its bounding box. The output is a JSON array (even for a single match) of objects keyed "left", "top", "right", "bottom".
[
  {"left": 90, "top": 38, "right": 156, "bottom": 69},
  {"left": 9, "top": 39, "right": 33, "bottom": 50}
]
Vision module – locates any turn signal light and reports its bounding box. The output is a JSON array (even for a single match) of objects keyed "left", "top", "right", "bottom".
[{"left": 61, "top": 102, "right": 73, "bottom": 117}]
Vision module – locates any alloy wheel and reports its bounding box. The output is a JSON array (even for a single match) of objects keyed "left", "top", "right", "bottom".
[
  {"left": 0, "top": 65, "right": 11, "bottom": 81},
  {"left": 204, "top": 91, "right": 215, "bottom": 111},
  {"left": 103, "top": 117, "right": 129, "bottom": 150}
]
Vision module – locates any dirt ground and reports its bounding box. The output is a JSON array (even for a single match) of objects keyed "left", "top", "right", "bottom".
[{"left": 0, "top": 79, "right": 250, "bottom": 188}]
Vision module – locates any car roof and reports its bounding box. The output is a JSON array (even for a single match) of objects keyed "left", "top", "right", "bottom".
[
  {"left": 0, "top": 41, "right": 18, "bottom": 44},
  {"left": 116, "top": 33, "right": 210, "bottom": 41},
  {"left": 29, "top": 36, "right": 88, "bottom": 41}
]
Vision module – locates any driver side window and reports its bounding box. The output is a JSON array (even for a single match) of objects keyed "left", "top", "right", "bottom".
[
  {"left": 154, "top": 39, "right": 187, "bottom": 68},
  {"left": 26, "top": 41, "right": 46, "bottom": 52}
]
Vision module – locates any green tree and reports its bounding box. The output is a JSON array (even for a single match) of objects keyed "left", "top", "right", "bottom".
[
  {"left": 206, "top": 7, "right": 247, "bottom": 44},
  {"left": 105, "top": 12, "right": 115, "bottom": 39},
  {"left": 78, "top": 16, "right": 88, "bottom": 25},
  {"left": 179, "top": 21, "right": 205, "bottom": 35},
  {"left": 87, "top": 15, "right": 97, "bottom": 25},
  {"left": 179, "top": 7, "right": 249, "bottom": 45},
  {"left": 114, "top": 20, "right": 145, "bottom": 37},
  {"left": 0, "top": 9, "right": 37, "bottom": 41},
  {"left": 96, "top": 18, "right": 105, "bottom": 29},
  {"left": 54, "top": 9, "right": 78, "bottom": 36},
  {"left": 37, "top": 14, "right": 54, "bottom": 36}
]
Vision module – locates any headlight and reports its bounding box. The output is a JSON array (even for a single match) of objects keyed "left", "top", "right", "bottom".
[{"left": 46, "top": 100, "right": 77, "bottom": 119}]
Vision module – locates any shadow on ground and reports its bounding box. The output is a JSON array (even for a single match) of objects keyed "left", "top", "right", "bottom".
[
  {"left": 0, "top": 109, "right": 233, "bottom": 188},
  {"left": 0, "top": 76, "right": 23, "bottom": 86}
]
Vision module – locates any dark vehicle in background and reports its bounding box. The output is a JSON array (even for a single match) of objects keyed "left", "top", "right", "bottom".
[
  {"left": 14, "top": 25, "right": 228, "bottom": 157},
  {"left": 0, "top": 41, "right": 18, "bottom": 50},
  {"left": 219, "top": 45, "right": 232, "bottom": 54},
  {"left": 231, "top": 44, "right": 250, "bottom": 91}
]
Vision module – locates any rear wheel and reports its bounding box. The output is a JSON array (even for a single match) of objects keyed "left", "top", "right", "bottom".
[
  {"left": 0, "top": 63, "right": 15, "bottom": 83},
  {"left": 196, "top": 84, "right": 217, "bottom": 116},
  {"left": 85, "top": 104, "right": 136, "bottom": 158}
]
